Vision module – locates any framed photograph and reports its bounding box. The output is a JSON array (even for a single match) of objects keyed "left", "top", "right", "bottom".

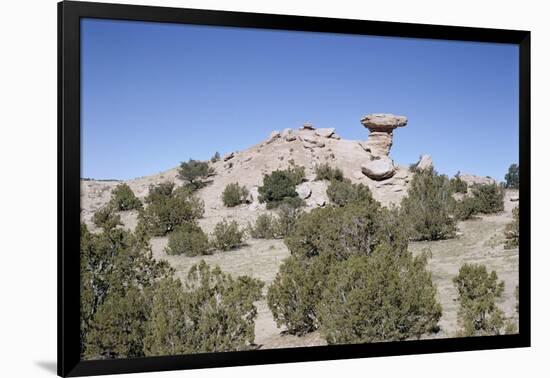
[{"left": 58, "top": 1, "right": 530, "bottom": 376}]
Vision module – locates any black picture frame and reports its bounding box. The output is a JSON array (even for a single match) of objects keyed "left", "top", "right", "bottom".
[{"left": 58, "top": 1, "right": 531, "bottom": 376}]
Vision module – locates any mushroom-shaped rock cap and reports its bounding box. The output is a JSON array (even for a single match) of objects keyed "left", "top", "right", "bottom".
[{"left": 361, "top": 113, "right": 408, "bottom": 132}]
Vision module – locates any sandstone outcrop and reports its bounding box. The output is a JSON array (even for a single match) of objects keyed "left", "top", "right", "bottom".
[
  {"left": 314, "top": 128, "right": 335, "bottom": 138},
  {"left": 416, "top": 154, "right": 433, "bottom": 171},
  {"left": 360, "top": 113, "right": 408, "bottom": 157}
]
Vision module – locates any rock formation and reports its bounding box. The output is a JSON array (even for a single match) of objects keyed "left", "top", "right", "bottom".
[
  {"left": 416, "top": 154, "right": 433, "bottom": 171},
  {"left": 360, "top": 113, "right": 407, "bottom": 181},
  {"left": 360, "top": 113, "right": 407, "bottom": 156}
]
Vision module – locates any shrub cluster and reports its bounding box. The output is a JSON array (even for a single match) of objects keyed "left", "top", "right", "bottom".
[
  {"left": 400, "top": 168, "right": 457, "bottom": 241},
  {"left": 138, "top": 182, "right": 205, "bottom": 236},
  {"left": 326, "top": 179, "right": 374, "bottom": 207},
  {"left": 222, "top": 183, "right": 249, "bottom": 207},
  {"left": 92, "top": 205, "right": 122, "bottom": 231},
  {"left": 178, "top": 159, "right": 214, "bottom": 191},
  {"left": 210, "top": 151, "right": 221, "bottom": 163},
  {"left": 81, "top": 224, "right": 263, "bottom": 359},
  {"left": 470, "top": 183, "right": 504, "bottom": 214},
  {"left": 211, "top": 219, "right": 245, "bottom": 251},
  {"left": 504, "top": 206, "right": 519, "bottom": 249},
  {"left": 453, "top": 263, "right": 508, "bottom": 336},
  {"left": 314, "top": 163, "right": 344, "bottom": 182},
  {"left": 258, "top": 166, "right": 306, "bottom": 209},
  {"left": 505, "top": 163, "right": 519, "bottom": 189},
  {"left": 165, "top": 222, "right": 210, "bottom": 256},
  {"left": 267, "top": 196, "right": 441, "bottom": 341},
  {"left": 248, "top": 205, "right": 301, "bottom": 239},
  {"left": 109, "top": 183, "right": 142, "bottom": 211},
  {"left": 449, "top": 172, "right": 468, "bottom": 194}
]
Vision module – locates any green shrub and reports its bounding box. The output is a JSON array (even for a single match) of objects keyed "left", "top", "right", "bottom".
[
  {"left": 138, "top": 182, "right": 205, "bottom": 236},
  {"left": 248, "top": 213, "right": 279, "bottom": 239},
  {"left": 504, "top": 206, "right": 519, "bottom": 249},
  {"left": 275, "top": 203, "right": 302, "bottom": 237},
  {"left": 109, "top": 183, "right": 142, "bottom": 211},
  {"left": 505, "top": 163, "right": 519, "bottom": 189},
  {"left": 401, "top": 168, "right": 457, "bottom": 241},
  {"left": 267, "top": 255, "right": 332, "bottom": 335},
  {"left": 222, "top": 183, "right": 249, "bottom": 207},
  {"left": 80, "top": 224, "right": 173, "bottom": 358},
  {"left": 144, "top": 262, "right": 263, "bottom": 355},
  {"left": 314, "top": 163, "right": 344, "bottom": 181},
  {"left": 178, "top": 159, "right": 214, "bottom": 191},
  {"left": 210, "top": 151, "right": 221, "bottom": 163},
  {"left": 454, "top": 196, "right": 479, "bottom": 221},
  {"left": 326, "top": 179, "right": 374, "bottom": 207},
  {"left": 450, "top": 172, "right": 468, "bottom": 194},
  {"left": 318, "top": 247, "right": 441, "bottom": 344},
  {"left": 470, "top": 183, "right": 504, "bottom": 214},
  {"left": 211, "top": 219, "right": 245, "bottom": 251},
  {"left": 165, "top": 223, "right": 210, "bottom": 256},
  {"left": 453, "top": 263, "right": 505, "bottom": 336},
  {"left": 92, "top": 205, "right": 122, "bottom": 231},
  {"left": 258, "top": 166, "right": 306, "bottom": 209}
]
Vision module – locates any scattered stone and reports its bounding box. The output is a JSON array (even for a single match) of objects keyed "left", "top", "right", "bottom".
[
  {"left": 510, "top": 196, "right": 519, "bottom": 202},
  {"left": 296, "top": 183, "right": 312, "bottom": 199},
  {"left": 314, "top": 128, "right": 335, "bottom": 138},
  {"left": 416, "top": 154, "right": 433, "bottom": 171},
  {"left": 265, "top": 130, "right": 281, "bottom": 144},
  {"left": 302, "top": 122, "right": 315, "bottom": 130},
  {"left": 360, "top": 113, "right": 408, "bottom": 157},
  {"left": 223, "top": 152, "right": 235, "bottom": 161},
  {"left": 361, "top": 156, "right": 396, "bottom": 181}
]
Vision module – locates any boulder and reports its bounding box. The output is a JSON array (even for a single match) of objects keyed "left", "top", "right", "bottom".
[
  {"left": 314, "top": 128, "right": 335, "bottom": 138},
  {"left": 361, "top": 156, "right": 396, "bottom": 181},
  {"left": 223, "top": 152, "right": 235, "bottom": 161},
  {"left": 300, "top": 135, "right": 325, "bottom": 148},
  {"left": 459, "top": 174, "right": 496, "bottom": 186},
  {"left": 302, "top": 122, "right": 315, "bottom": 130},
  {"left": 415, "top": 154, "right": 433, "bottom": 171},
  {"left": 510, "top": 196, "right": 519, "bottom": 202},
  {"left": 360, "top": 113, "right": 408, "bottom": 132},
  {"left": 296, "top": 183, "right": 312, "bottom": 199}
]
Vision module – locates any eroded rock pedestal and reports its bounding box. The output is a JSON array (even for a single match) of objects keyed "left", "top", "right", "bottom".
[
  {"left": 360, "top": 113, "right": 408, "bottom": 181},
  {"left": 360, "top": 113, "right": 407, "bottom": 156}
]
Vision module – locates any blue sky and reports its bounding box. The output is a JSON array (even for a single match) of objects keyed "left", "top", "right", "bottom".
[{"left": 81, "top": 18, "right": 519, "bottom": 181}]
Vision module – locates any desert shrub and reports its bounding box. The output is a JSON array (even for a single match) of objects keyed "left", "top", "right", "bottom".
[
  {"left": 178, "top": 159, "right": 214, "bottom": 191},
  {"left": 505, "top": 163, "right": 519, "bottom": 189},
  {"left": 258, "top": 166, "right": 306, "bottom": 209},
  {"left": 83, "top": 287, "right": 148, "bottom": 359},
  {"left": 450, "top": 172, "right": 468, "bottom": 194},
  {"left": 470, "top": 183, "right": 504, "bottom": 214},
  {"left": 454, "top": 196, "right": 479, "bottom": 221},
  {"left": 138, "top": 182, "right": 205, "bottom": 236},
  {"left": 268, "top": 197, "right": 415, "bottom": 337},
  {"left": 222, "top": 183, "right": 249, "bottom": 207},
  {"left": 211, "top": 219, "right": 245, "bottom": 251},
  {"left": 144, "top": 262, "right": 263, "bottom": 355},
  {"left": 267, "top": 255, "right": 333, "bottom": 335},
  {"left": 109, "top": 183, "right": 142, "bottom": 211},
  {"left": 248, "top": 213, "right": 279, "bottom": 239},
  {"left": 210, "top": 151, "right": 221, "bottom": 163},
  {"left": 92, "top": 205, "right": 122, "bottom": 231},
  {"left": 318, "top": 247, "right": 441, "bottom": 344},
  {"left": 401, "top": 168, "right": 457, "bottom": 241},
  {"left": 165, "top": 223, "right": 210, "bottom": 256},
  {"left": 326, "top": 179, "right": 374, "bottom": 207},
  {"left": 80, "top": 224, "right": 173, "bottom": 358},
  {"left": 275, "top": 203, "right": 302, "bottom": 237},
  {"left": 314, "top": 163, "right": 344, "bottom": 182},
  {"left": 504, "top": 206, "right": 519, "bottom": 249},
  {"left": 453, "top": 263, "right": 506, "bottom": 336}
]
